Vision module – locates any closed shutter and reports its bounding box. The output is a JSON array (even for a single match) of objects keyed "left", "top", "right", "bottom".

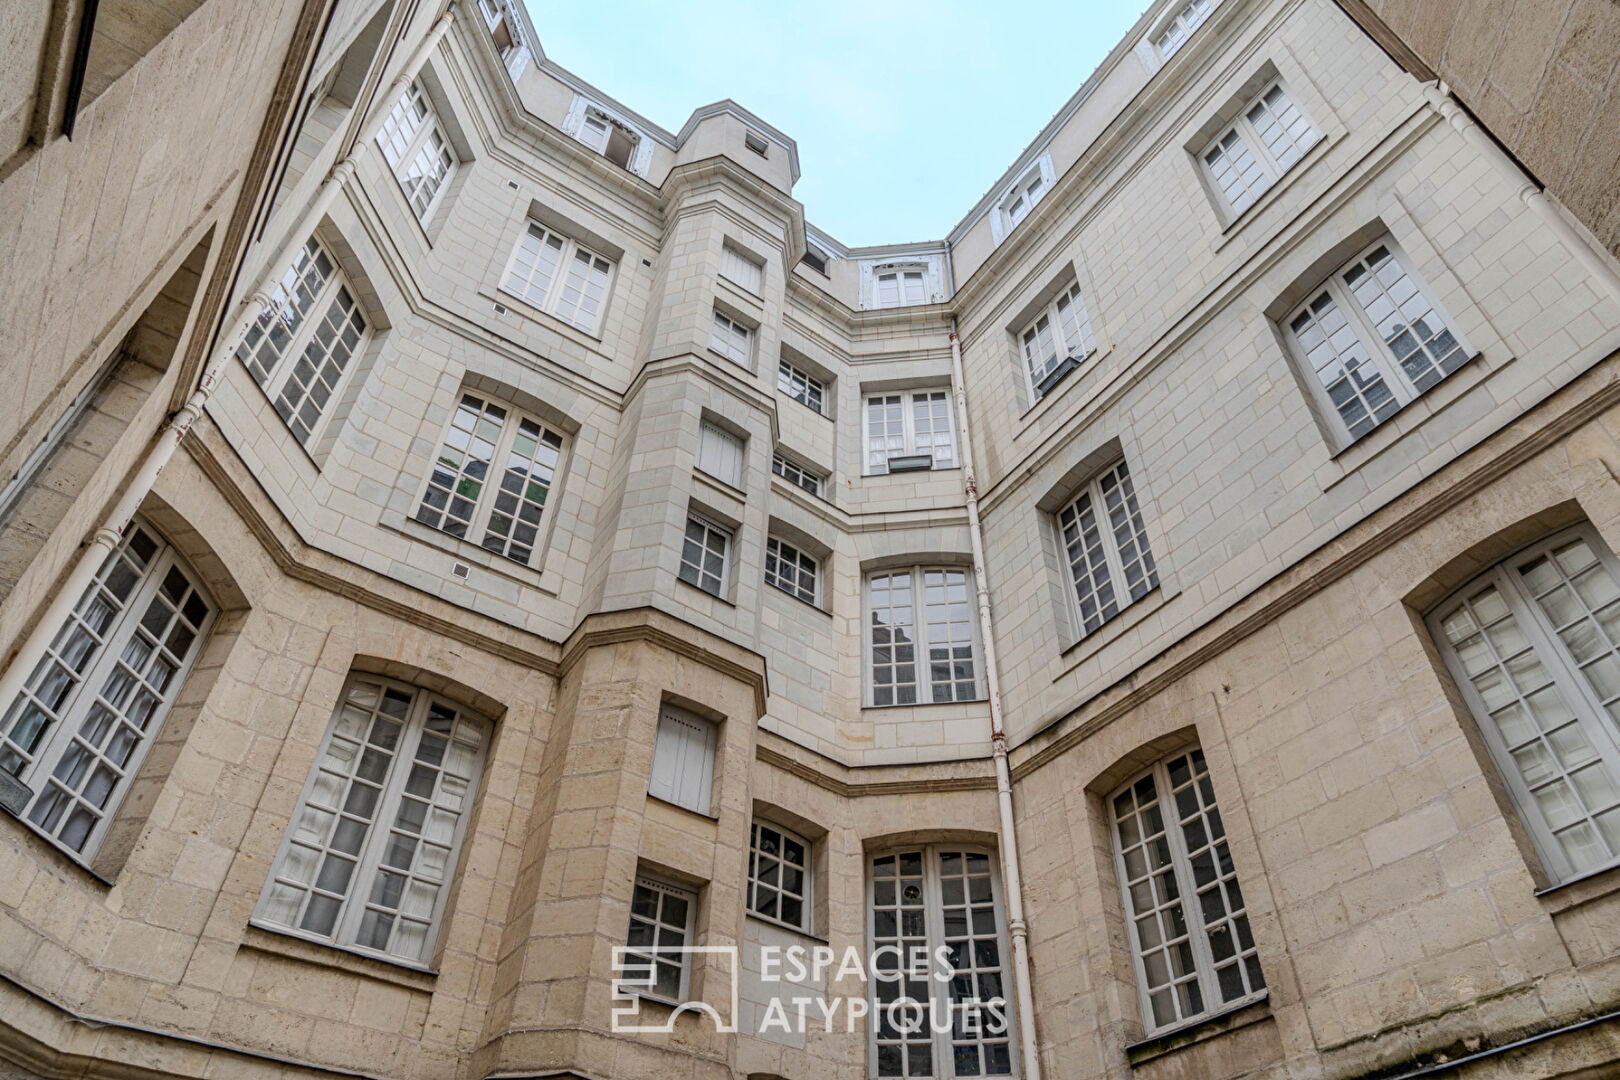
[
  {"left": 697, "top": 422, "right": 744, "bottom": 487},
  {"left": 649, "top": 706, "right": 717, "bottom": 813},
  {"left": 720, "top": 245, "right": 762, "bottom": 293}
]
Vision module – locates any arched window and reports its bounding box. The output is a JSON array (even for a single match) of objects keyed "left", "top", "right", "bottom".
[
  {"left": 1430, "top": 525, "right": 1620, "bottom": 883},
  {"left": 0, "top": 519, "right": 214, "bottom": 861},
  {"left": 867, "top": 846, "right": 1014, "bottom": 1077}
]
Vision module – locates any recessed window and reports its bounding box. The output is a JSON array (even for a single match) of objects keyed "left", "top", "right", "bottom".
[
  {"left": 375, "top": 81, "right": 456, "bottom": 222},
  {"left": 874, "top": 267, "right": 929, "bottom": 309},
  {"left": 1156, "top": 0, "right": 1212, "bottom": 58},
  {"left": 777, "top": 358, "right": 825, "bottom": 414},
  {"left": 1285, "top": 238, "right": 1468, "bottom": 446},
  {"left": 864, "top": 390, "right": 955, "bottom": 475},
  {"left": 1202, "top": 82, "right": 1320, "bottom": 219},
  {"left": 720, "top": 243, "right": 764, "bottom": 294},
  {"left": 867, "top": 567, "right": 978, "bottom": 706},
  {"left": 1060, "top": 459, "right": 1158, "bottom": 639},
  {"left": 235, "top": 236, "right": 369, "bottom": 445},
  {"left": 1003, "top": 164, "right": 1046, "bottom": 229},
  {"left": 744, "top": 130, "right": 770, "bottom": 156},
  {"left": 678, "top": 514, "right": 731, "bottom": 597},
  {"left": 621, "top": 874, "right": 697, "bottom": 1000},
  {"left": 1430, "top": 526, "right": 1620, "bottom": 884},
  {"left": 709, "top": 310, "right": 753, "bottom": 368},
  {"left": 414, "top": 392, "right": 565, "bottom": 566},
  {"left": 765, "top": 538, "right": 819, "bottom": 605},
  {"left": 255, "top": 676, "right": 490, "bottom": 964},
  {"left": 580, "top": 109, "right": 638, "bottom": 170},
  {"left": 649, "top": 704, "right": 716, "bottom": 814},
  {"left": 697, "top": 421, "right": 745, "bottom": 488},
  {"left": 1112, "top": 747, "right": 1265, "bottom": 1033},
  {"left": 1022, "top": 283, "right": 1097, "bottom": 400},
  {"left": 0, "top": 520, "right": 213, "bottom": 862},
  {"left": 868, "top": 848, "right": 1014, "bottom": 1076},
  {"left": 800, "top": 248, "right": 829, "bottom": 276},
  {"left": 500, "top": 222, "right": 614, "bottom": 335},
  {"left": 772, "top": 453, "right": 823, "bottom": 498},
  {"left": 750, "top": 820, "right": 810, "bottom": 930}
]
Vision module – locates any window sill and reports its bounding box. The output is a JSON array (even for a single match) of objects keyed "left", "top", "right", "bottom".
[
  {"left": 486, "top": 285, "right": 604, "bottom": 345},
  {"left": 1055, "top": 585, "right": 1175, "bottom": 675},
  {"left": 705, "top": 346, "right": 755, "bottom": 374},
  {"left": 770, "top": 473, "right": 835, "bottom": 509},
  {"left": 763, "top": 583, "right": 831, "bottom": 617},
  {"left": 0, "top": 795, "right": 115, "bottom": 887},
  {"left": 776, "top": 392, "right": 834, "bottom": 423},
  {"left": 1016, "top": 346, "right": 1114, "bottom": 429},
  {"left": 1124, "top": 992, "right": 1271, "bottom": 1067},
  {"left": 693, "top": 469, "right": 747, "bottom": 503},
  {"left": 242, "top": 920, "right": 439, "bottom": 988},
  {"left": 1533, "top": 858, "right": 1620, "bottom": 914},
  {"left": 746, "top": 910, "right": 828, "bottom": 943},
  {"left": 715, "top": 275, "right": 766, "bottom": 315},
  {"left": 1316, "top": 351, "right": 1500, "bottom": 493},
  {"left": 861, "top": 698, "right": 990, "bottom": 712},
  {"left": 378, "top": 508, "right": 561, "bottom": 598},
  {"left": 862, "top": 466, "right": 962, "bottom": 480},
  {"left": 645, "top": 792, "right": 720, "bottom": 822},
  {"left": 675, "top": 575, "right": 735, "bottom": 608}
]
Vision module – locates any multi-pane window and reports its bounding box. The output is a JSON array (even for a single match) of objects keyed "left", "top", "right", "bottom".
[
  {"left": 1003, "top": 166, "right": 1045, "bottom": 228},
  {"left": 678, "top": 514, "right": 731, "bottom": 597},
  {"left": 375, "top": 81, "right": 456, "bottom": 221},
  {"left": 579, "top": 110, "right": 638, "bottom": 170},
  {"left": 875, "top": 268, "right": 928, "bottom": 309},
  {"left": 772, "top": 453, "right": 823, "bottom": 498},
  {"left": 1156, "top": 0, "right": 1212, "bottom": 58},
  {"left": 696, "top": 421, "right": 745, "bottom": 488},
  {"left": 777, "top": 358, "right": 825, "bottom": 414},
  {"left": 864, "top": 390, "right": 956, "bottom": 475},
  {"left": 621, "top": 875, "right": 696, "bottom": 1000},
  {"left": 720, "top": 243, "right": 763, "bottom": 293},
  {"left": 0, "top": 349, "right": 121, "bottom": 522},
  {"left": 1286, "top": 239, "right": 1468, "bottom": 445},
  {"left": 500, "top": 223, "right": 614, "bottom": 335},
  {"left": 1430, "top": 526, "right": 1620, "bottom": 883},
  {"left": 765, "top": 538, "right": 818, "bottom": 605},
  {"left": 709, "top": 311, "right": 753, "bottom": 368},
  {"left": 868, "top": 848, "right": 1013, "bottom": 1077},
  {"left": 749, "top": 820, "right": 810, "bottom": 930},
  {"left": 1021, "top": 283, "right": 1097, "bottom": 398},
  {"left": 867, "top": 568, "right": 978, "bottom": 706},
  {"left": 0, "top": 520, "right": 212, "bottom": 861},
  {"left": 414, "top": 392, "right": 565, "bottom": 566},
  {"left": 1201, "top": 83, "right": 1319, "bottom": 218},
  {"left": 1112, "top": 747, "right": 1265, "bottom": 1033},
  {"left": 648, "top": 705, "right": 716, "bottom": 814},
  {"left": 255, "top": 676, "right": 489, "bottom": 964},
  {"left": 235, "top": 236, "right": 368, "bottom": 445},
  {"left": 1060, "top": 460, "right": 1159, "bottom": 639}
]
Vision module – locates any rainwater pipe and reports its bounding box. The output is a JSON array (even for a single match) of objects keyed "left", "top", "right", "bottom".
[
  {"left": 948, "top": 314, "right": 1042, "bottom": 1080},
  {"left": 1422, "top": 81, "right": 1620, "bottom": 306},
  {"left": 0, "top": 4, "right": 457, "bottom": 709}
]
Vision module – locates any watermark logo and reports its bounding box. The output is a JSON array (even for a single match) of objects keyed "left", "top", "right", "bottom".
[{"left": 611, "top": 945, "right": 739, "bottom": 1033}]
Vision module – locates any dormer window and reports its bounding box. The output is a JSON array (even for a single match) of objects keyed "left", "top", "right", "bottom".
[
  {"left": 1005, "top": 172, "right": 1042, "bottom": 227},
  {"left": 991, "top": 156, "right": 1055, "bottom": 245},
  {"left": 580, "top": 110, "right": 637, "bottom": 170},
  {"left": 1156, "top": 0, "right": 1212, "bottom": 59},
  {"left": 875, "top": 267, "right": 927, "bottom": 309}
]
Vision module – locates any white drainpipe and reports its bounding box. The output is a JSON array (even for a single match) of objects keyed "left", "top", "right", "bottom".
[
  {"left": 1422, "top": 81, "right": 1620, "bottom": 305},
  {"left": 0, "top": 5, "right": 457, "bottom": 708},
  {"left": 948, "top": 316, "right": 1042, "bottom": 1080}
]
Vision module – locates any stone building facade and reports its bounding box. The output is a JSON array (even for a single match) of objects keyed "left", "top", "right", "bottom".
[{"left": 2, "top": 0, "right": 1620, "bottom": 1078}]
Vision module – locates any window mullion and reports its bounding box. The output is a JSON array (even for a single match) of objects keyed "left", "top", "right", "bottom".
[
  {"left": 468, "top": 413, "right": 519, "bottom": 545},
  {"left": 1237, "top": 116, "right": 1281, "bottom": 183},
  {"left": 1094, "top": 477, "right": 1132, "bottom": 604},
  {"left": 1157, "top": 761, "right": 1223, "bottom": 1012},
  {"left": 912, "top": 566, "right": 934, "bottom": 706},
  {"left": 923, "top": 846, "right": 951, "bottom": 1070},
  {"left": 1333, "top": 277, "right": 1418, "bottom": 407},
  {"left": 337, "top": 686, "right": 424, "bottom": 948}
]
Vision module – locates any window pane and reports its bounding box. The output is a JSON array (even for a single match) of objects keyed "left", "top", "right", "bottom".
[
  {"left": 677, "top": 516, "right": 729, "bottom": 596},
  {"left": 765, "top": 538, "right": 818, "bottom": 605},
  {"left": 1341, "top": 246, "right": 1467, "bottom": 396},
  {"left": 1098, "top": 461, "right": 1159, "bottom": 604},
  {"left": 922, "top": 569, "right": 976, "bottom": 703},
  {"left": 235, "top": 238, "right": 331, "bottom": 386},
  {"left": 869, "top": 571, "right": 918, "bottom": 707},
  {"left": 273, "top": 285, "right": 367, "bottom": 445},
  {"left": 1060, "top": 490, "right": 1118, "bottom": 636},
  {"left": 1204, "top": 127, "right": 1269, "bottom": 215},
  {"left": 503, "top": 226, "right": 566, "bottom": 310},
  {"left": 1246, "top": 84, "right": 1318, "bottom": 171},
  {"left": 416, "top": 394, "right": 503, "bottom": 539},
  {"left": 479, "top": 416, "right": 564, "bottom": 565},
  {"left": 1289, "top": 289, "right": 1401, "bottom": 441}
]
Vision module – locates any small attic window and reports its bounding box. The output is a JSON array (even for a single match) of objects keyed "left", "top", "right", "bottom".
[
  {"left": 800, "top": 249, "right": 828, "bottom": 276},
  {"left": 581, "top": 110, "right": 638, "bottom": 170},
  {"left": 744, "top": 131, "right": 769, "bottom": 157}
]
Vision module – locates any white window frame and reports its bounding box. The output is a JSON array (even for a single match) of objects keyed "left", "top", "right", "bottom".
[
  {"left": 0, "top": 347, "right": 121, "bottom": 522},
  {"left": 1283, "top": 237, "right": 1470, "bottom": 447},
  {"left": 413, "top": 391, "right": 566, "bottom": 567},
  {"left": 648, "top": 704, "right": 717, "bottom": 814},
  {"left": 867, "top": 846, "right": 1017, "bottom": 1077},
  {"left": 1429, "top": 524, "right": 1620, "bottom": 884},
  {"left": 579, "top": 107, "right": 640, "bottom": 170},
  {"left": 0, "top": 518, "right": 214, "bottom": 864},
  {"left": 1020, "top": 283, "right": 1097, "bottom": 401},
  {"left": 708, "top": 310, "right": 754, "bottom": 368},
  {"left": 375, "top": 80, "right": 457, "bottom": 223},
  {"left": 1058, "top": 459, "right": 1159, "bottom": 641},
  {"left": 992, "top": 156, "right": 1057, "bottom": 245},
  {"left": 873, "top": 265, "right": 929, "bottom": 309},
  {"left": 677, "top": 513, "right": 732, "bottom": 597},
  {"left": 1199, "top": 81, "right": 1320, "bottom": 220},
  {"left": 772, "top": 452, "right": 823, "bottom": 499},
  {"left": 864, "top": 566, "right": 980, "bottom": 707},
  {"left": 235, "top": 235, "right": 370, "bottom": 446},
  {"left": 765, "top": 537, "right": 819, "bottom": 606},
  {"left": 253, "top": 674, "right": 490, "bottom": 967},
  {"left": 749, "top": 819, "right": 812, "bottom": 932},
  {"left": 719, "top": 242, "right": 763, "bottom": 294},
  {"left": 499, "top": 222, "right": 615, "bottom": 336},
  {"left": 777, "top": 357, "right": 825, "bottom": 414},
  {"left": 863, "top": 389, "right": 957, "bottom": 475},
  {"left": 621, "top": 873, "right": 698, "bottom": 1002},
  {"left": 1111, "top": 747, "right": 1266, "bottom": 1035},
  {"left": 1155, "top": 0, "right": 1212, "bottom": 59},
  {"left": 696, "top": 421, "right": 745, "bottom": 488}
]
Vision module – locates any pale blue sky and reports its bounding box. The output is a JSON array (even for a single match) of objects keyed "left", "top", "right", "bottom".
[{"left": 520, "top": 1, "right": 1154, "bottom": 247}]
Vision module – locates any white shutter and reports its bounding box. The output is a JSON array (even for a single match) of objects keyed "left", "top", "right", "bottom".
[
  {"left": 649, "top": 707, "right": 717, "bottom": 813},
  {"left": 720, "top": 245, "right": 762, "bottom": 293},
  {"left": 697, "top": 422, "right": 744, "bottom": 487}
]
